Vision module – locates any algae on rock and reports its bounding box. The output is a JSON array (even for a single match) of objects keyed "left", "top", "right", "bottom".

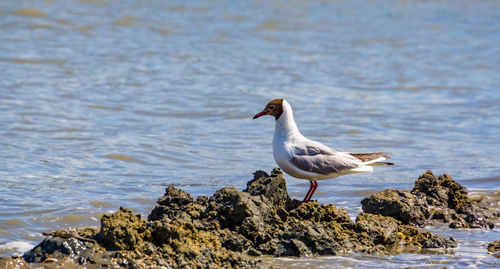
[
  {"left": 21, "top": 169, "right": 459, "bottom": 268},
  {"left": 488, "top": 240, "right": 500, "bottom": 253},
  {"left": 361, "top": 170, "right": 496, "bottom": 229}
]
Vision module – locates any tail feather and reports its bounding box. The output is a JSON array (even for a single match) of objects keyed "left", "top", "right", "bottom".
[
  {"left": 367, "top": 161, "right": 394, "bottom": 166},
  {"left": 350, "top": 152, "right": 394, "bottom": 166}
]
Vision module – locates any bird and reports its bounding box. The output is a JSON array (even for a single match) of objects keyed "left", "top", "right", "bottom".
[{"left": 253, "top": 98, "right": 393, "bottom": 203}]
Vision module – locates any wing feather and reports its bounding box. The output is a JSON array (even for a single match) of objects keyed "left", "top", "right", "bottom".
[
  {"left": 290, "top": 141, "right": 362, "bottom": 175},
  {"left": 350, "top": 152, "right": 390, "bottom": 162}
]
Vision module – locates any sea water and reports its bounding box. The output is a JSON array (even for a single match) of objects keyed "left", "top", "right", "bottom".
[{"left": 0, "top": 0, "right": 499, "bottom": 266}]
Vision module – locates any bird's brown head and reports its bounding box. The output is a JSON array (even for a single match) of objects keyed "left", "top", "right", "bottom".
[{"left": 253, "top": 98, "right": 284, "bottom": 120}]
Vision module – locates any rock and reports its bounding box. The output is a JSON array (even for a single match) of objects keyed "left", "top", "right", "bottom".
[
  {"left": 411, "top": 171, "right": 467, "bottom": 210},
  {"left": 288, "top": 201, "right": 353, "bottom": 225},
  {"left": 19, "top": 169, "right": 459, "bottom": 268},
  {"left": 361, "top": 189, "right": 430, "bottom": 226},
  {"left": 355, "top": 213, "right": 398, "bottom": 245},
  {"left": 247, "top": 248, "right": 262, "bottom": 256},
  {"left": 246, "top": 169, "right": 289, "bottom": 209},
  {"left": 449, "top": 218, "right": 469, "bottom": 229},
  {"left": 354, "top": 213, "right": 456, "bottom": 251},
  {"left": 431, "top": 209, "right": 452, "bottom": 223},
  {"left": 362, "top": 170, "right": 496, "bottom": 229},
  {"left": 457, "top": 202, "right": 495, "bottom": 229},
  {"left": 0, "top": 257, "right": 29, "bottom": 269},
  {"left": 221, "top": 230, "right": 253, "bottom": 252},
  {"left": 488, "top": 240, "right": 500, "bottom": 253},
  {"left": 148, "top": 185, "right": 197, "bottom": 222},
  {"left": 397, "top": 225, "right": 456, "bottom": 249},
  {"left": 23, "top": 235, "right": 97, "bottom": 264},
  {"left": 95, "top": 207, "right": 149, "bottom": 251}
]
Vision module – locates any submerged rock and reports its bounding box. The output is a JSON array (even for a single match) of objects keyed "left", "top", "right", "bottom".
[
  {"left": 488, "top": 240, "right": 500, "bottom": 253},
  {"left": 361, "top": 171, "right": 496, "bottom": 229},
  {"left": 21, "top": 169, "right": 458, "bottom": 268},
  {"left": 0, "top": 257, "right": 29, "bottom": 269}
]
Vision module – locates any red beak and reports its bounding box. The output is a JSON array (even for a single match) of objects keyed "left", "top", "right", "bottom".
[{"left": 253, "top": 111, "right": 267, "bottom": 119}]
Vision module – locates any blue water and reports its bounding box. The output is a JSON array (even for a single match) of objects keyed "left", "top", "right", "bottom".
[{"left": 0, "top": 0, "right": 499, "bottom": 266}]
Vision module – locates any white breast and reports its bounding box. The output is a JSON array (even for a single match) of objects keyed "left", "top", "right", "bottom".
[
  {"left": 273, "top": 134, "right": 320, "bottom": 179},
  {"left": 273, "top": 136, "right": 300, "bottom": 178}
]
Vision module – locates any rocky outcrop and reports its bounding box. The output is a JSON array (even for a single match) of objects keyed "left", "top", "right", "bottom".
[
  {"left": 488, "top": 240, "right": 500, "bottom": 253},
  {"left": 20, "top": 169, "right": 458, "bottom": 268},
  {"left": 361, "top": 171, "right": 496, "bottom": 229}
]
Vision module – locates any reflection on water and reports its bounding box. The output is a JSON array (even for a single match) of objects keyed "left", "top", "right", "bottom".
[{"left": 0, "top": 0, "right": 499, "bottom": 266}]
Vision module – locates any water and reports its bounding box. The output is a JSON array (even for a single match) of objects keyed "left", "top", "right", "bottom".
[{"left": 1, "top": 0, "right": 499, "bottom": 266}]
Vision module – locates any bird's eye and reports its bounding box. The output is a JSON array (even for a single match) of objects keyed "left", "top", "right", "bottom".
[{"left": 269, "top": 105, "right": 275, "bottom": 109}]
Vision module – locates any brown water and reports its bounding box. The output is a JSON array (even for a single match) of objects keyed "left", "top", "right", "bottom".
[{"left": 0, "top": 0, "right": 499, "bottom": 267}]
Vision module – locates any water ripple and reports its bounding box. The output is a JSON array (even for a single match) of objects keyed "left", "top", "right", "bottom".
[{"left": 0, "top": 0, "right": 499, "bottom": 266}]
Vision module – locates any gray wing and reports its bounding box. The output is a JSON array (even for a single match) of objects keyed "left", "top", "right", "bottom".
[
  {"left": 290, "top": 141, "right": 362, "bottom": 175},
  {"left": 293, "top": 142, "right": 337, "bottom": 156}
]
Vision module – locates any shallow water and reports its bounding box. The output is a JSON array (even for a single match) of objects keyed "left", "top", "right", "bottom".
[{"left": 0, "top": 0, "right": 499, "bottom": 266}]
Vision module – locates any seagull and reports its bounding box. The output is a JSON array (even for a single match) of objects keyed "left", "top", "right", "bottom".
[{"left": 253, "top": 98, "right": 393, "bottom": 203}]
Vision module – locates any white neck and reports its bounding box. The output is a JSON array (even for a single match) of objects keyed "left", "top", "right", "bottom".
[{"left": 274, "top": 100, "right": 301, "bottom": 139}]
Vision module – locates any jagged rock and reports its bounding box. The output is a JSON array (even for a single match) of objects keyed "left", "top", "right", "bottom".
[
  {"left": 19, "top": 169, "right": 459, "bottom": 268},
  {"left": 411, "top": 172, "right": 467, "bottom": 210},
  {"left": 395, "top": 224, "right": 457, "bottom": 249},
  {"left": 0, "top": 257, "right": 29, "bottom": 269},
  {"left": 361, "top": 170, "right": 496, "bottom": 229},
  {"left": 148, "top": 186, "right": 196, "bottom": 222},
  {"left": 23, "top": 236, "right": 96, "bottom": 264},
  {"left": 488, "top": 240, "right": 500, "bottom": 253},
  {"left": 361, "top": 189, "right": 430, "bottom": 226},
  {"left": 355, "top": 213, "right": 398, "bottom": 245},
  {"left": 95, "top": 207, "right": 149, "bottom": 251}
]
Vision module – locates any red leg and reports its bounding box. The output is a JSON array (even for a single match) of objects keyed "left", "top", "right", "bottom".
[
  {"left": 303, "top": 180, "right": 318, "bottom": 203},
  {"left": 302, "top": 180, "right": 314, "bottom": 203},
  {"left": 308, "top": 180, "right": 318, "bottom": 202}
]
